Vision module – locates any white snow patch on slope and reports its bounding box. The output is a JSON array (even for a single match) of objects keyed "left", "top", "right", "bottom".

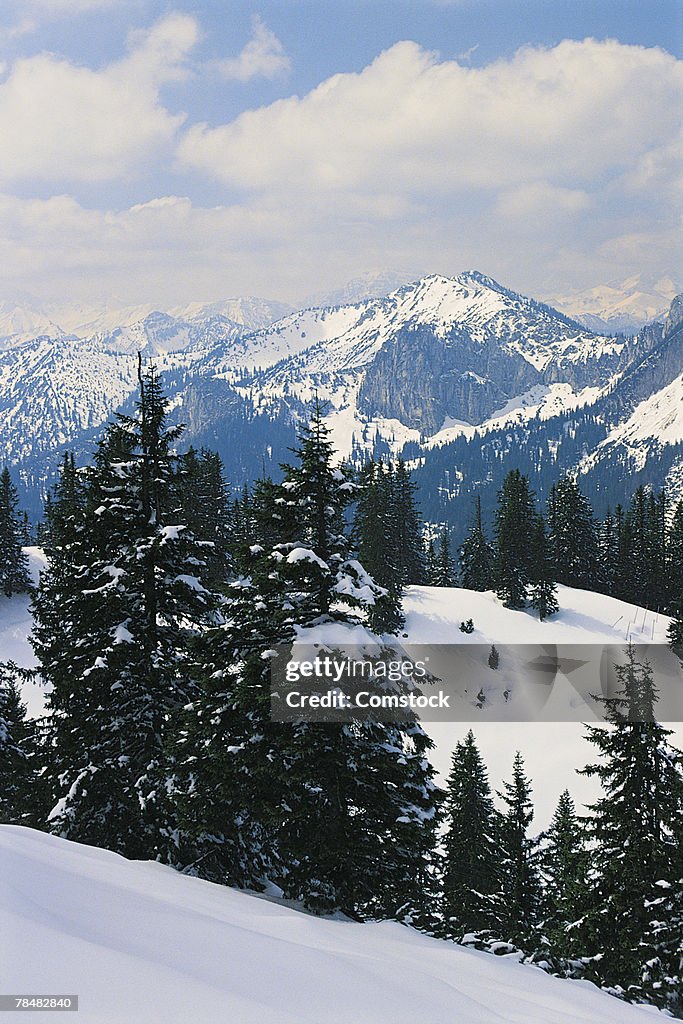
[
  {"left": 0, "top": 548, "right": 46, "bottom": 717},
  {"left": 0, "top": 825, "right": 658, "bottom": 1024}
]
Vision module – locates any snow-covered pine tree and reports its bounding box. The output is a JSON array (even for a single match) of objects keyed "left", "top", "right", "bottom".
[
  {"left": 539, "top": 789, "right": 588, "bottom": 957},
  {"left": 493, "top": 470, "right": 538, "bottom": 609},
  {"left": 33, "top": 361, "right": 216, "bottom": 861},
  {"left": 546, "top": 477, "right": 598, "bottom": 590},
  {"left": 176, "top": 447, "right": 231, "bottom": 590},
  {"left": 0, "top": 467, "right": 32, "bottom": 597},
  {"left": 174, "top": 403, "right": 440, "bottom": 919},
  {"left": 0, "top": 661, "right": 38, "bottom": 824},
  {"left": 272, "top": 403, "right": 439, "bottom": 918},
  {"left": 459, "top": 495, "right": 494, "bottom": 591},
  {"left": 497, "top": 751, "right": 542, "bottom": 946},
  {"left": 442, "top": 731, "right": 502, "bottom": 939},
  {"left": 666, "top": 501, "right": 683, "bottom": 651},
  {"left": 529, "top": 516, "right": 558, "bottom": 620},
  {"left": 577, "top": 645, "right": 683, "bottom": 1012}
]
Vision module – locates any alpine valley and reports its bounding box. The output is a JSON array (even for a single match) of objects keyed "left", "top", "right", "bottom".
[{"left": 3, "top": 270, "right": 682, "bottom": 539}]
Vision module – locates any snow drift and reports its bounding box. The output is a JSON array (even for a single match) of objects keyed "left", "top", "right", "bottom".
[{"left": 0, "top": 826, "right": 660, "bottom": 1024}]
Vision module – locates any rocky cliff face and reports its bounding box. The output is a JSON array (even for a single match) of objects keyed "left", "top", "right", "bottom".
[{"left": 357, "top": 324, "right": 541, "bottom": 432}]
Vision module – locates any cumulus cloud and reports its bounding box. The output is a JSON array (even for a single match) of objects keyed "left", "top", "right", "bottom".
[
  {"left": 0, "top": 12, "right": 199, "bottom": 183},
  {"left": 0, "top": 32, "right": 679, "bottom": 306},
  {"left": 178, "top": 38, "right": 682, "bottom": 200},
  {"left": 218, "top": 15, "right": 290, "bottom": 82}
]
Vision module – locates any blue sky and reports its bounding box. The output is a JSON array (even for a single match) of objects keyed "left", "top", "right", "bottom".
[{"left": 0, "top": 0, "right": 680, "bottom": 308}]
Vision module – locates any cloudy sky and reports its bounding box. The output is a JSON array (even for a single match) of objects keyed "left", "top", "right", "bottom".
[{"left": 0, "top": 0, "right": 680, "bottom": 308}]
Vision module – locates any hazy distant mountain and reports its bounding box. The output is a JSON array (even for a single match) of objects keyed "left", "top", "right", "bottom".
[{"left": 548, "top": 274, "right": 680, "bottom": 334}]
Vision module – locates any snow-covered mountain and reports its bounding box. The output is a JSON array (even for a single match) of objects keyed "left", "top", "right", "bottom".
[
  {"left": 1, "top": 269, "right": 680, "bottom": 522},
  {"left": 549, "top": 273, "right": 680, "bottom": 334}
]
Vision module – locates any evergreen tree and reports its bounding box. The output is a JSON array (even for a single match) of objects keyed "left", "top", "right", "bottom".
[
  {"left": 666, "top": 501, "right": 683, "bottom": 648},
  {"left": 425, "top": 538, "right": 438, "bottom": 585},
  {"left": 529, "top": 517, "right": 558, "bottom": 620},
  {"left": 459, "top": 496, "right": 494, "bottom": 591},
  {"left": 596, "top": 507, "right": 619, "bottom": 596},
  {"left": 33, "top": 361, "right": 216, "bottom": 861},
  {"left": 353, "top": 460, "right": 404, "bottom": 633},
  {"left": 0, "top": 467, "right": 32, "bottom": 597},
  {"left": 498, "top": 752, "right": 542, "bottom": 945},
  {"left": 493, "top": 470, "right": 538, "bottom": 609},
  {"left": 546, "top": 477, "right": 598, "bottom": 589},
  {"left": 442, "top": 731, "right": 501, "bottom": 938},
  {"left": 540, "top": 789, "right": 588, "bottom": 954},
  {"left": 577, "top": 645, "right": 683, "bottom": 1011},
  {"left": 0, "top": 662, "right": 38, "bottom": 824},
  {"left": 432, "top": 528, "right": 455, "bottom": 587},
  {"left": 176, "top": 447, "right": 231, "bottom": 589},
  {"left": 175, "top": 403, "right": 440, "bottom": 919},
  {"left": 392, "top": 459, "right": 426, "bottom": 586}
]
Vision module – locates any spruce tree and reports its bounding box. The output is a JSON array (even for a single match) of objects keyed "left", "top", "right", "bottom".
[
  {"left": 497, "top": 752, "right": 542, "bottom": 946},
  {"left": 442, "top": 731, "right": 501, "bottom": 938},
  {"left": 529, "top": 517, "right": 558, "bottom": 620},
  {"left": 392, "top": 459, "right": 426, "bottom": 586},
  {"left": 540, "top": 789, "right": 588, "bottom": 955},
  {"left": 0, "top": 467, "right": 32, "bottom": 597},
  {"left": 175, "top": 403, "right": 440, "bottom": 919},
  {"left": 493, "top": 470, "right": 538, "bottom": 609},
  {"left": 0, "top": 662, "right": 37, "bottom": 824},
  {"left": 577, "top": 645, "right": 683, "bottom": 1011},
  {"left": 33, "top": 361, "right": 216, "bottom": 861},
  {"left": 432, "top": 528, "right": 455, "bottom": 587},
  {"left": 459, "top": 495, "right": 494, "bottom": 591},
  {"left": 353, "top": 460, "right": 404, "bottom": 633},
  {"left": 546, "top": 477, "right": 598, "bottom": 590}
]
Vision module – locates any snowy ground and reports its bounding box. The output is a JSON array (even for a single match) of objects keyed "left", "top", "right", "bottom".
[
  {"left": 0, "top": 547, "right": 45, "bottom": 716},
  {"left": 0, "top": 825, "right": 663, "bottom": 1024},
  {"left": 402, "top": 583, "right": 679, "bottom": 827}
]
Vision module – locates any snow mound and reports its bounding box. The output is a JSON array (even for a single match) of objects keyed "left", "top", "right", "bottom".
[{"left": 0, "top": 826, "right": 656, "bottom": 1024}]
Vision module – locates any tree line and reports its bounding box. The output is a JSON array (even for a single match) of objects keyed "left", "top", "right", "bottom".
[{"left": 0, "top": 364, "right": 681, "bottom": 1015}]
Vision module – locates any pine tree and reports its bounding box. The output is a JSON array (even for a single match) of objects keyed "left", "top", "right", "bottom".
[
  {"left": 442, "top": 731, "right": 501, "bottom": 938},
  {"left": 392, "top": 459, "right": 426, "bottom": 586},
  {"left": 493, "top": 470, "right": 538, "bottom": 609},
  {"left": 459, "top": 496, "right": 494, "bottom": 591},
  {"left": 529, "top": 516, "right": 558, "bottom": 620},
  {"left": 0, "top": 467, "right": 32, "bottom": 597},
  {"left": 33, "top": 361, "right": 216, "bottom": 861},
  {"left": 425, "top": 538, "right": 438, "bottom": 585},
  {"left": 176, "top": 447, "right": 231, "bottom": 589},
  {"left": 0, "top": 661, "right": 38, "bottom": 824},
  {"left": 432, "top": 528, "right": 455, "bottom": 587},
  {"left": 596, "top": 508, "right": 619, "bottom": 596},
  {"left": 546, "top": 477, "right": 598, "bottom": 590},
  {"left": 175, "top": 403, "right": 440, "bottom": 919},
  {"left": 353, "top": 460, "right": 404, "bottom": 633},
  {"left": 540, "top": 789, "right": 588, "bottom": 955},
  {"left": 497, "top": 752, "right": 542, "bottom": 946},
  {"left": 577, "top": 645, "right": 683, "bottom": 1011}
]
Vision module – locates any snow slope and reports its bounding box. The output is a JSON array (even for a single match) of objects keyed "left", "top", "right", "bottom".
[
  {"left": 0, "top": 825, "right": 660, "bottom": 1024},
  {"left": 0, "top": 548, "right": 46, "bottom": 717}
]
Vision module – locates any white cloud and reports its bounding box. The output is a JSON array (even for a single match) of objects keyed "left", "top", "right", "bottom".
[
  {"left": 0, "top": 12, "right": 199, "bottom": 183},
  {"left": 178, "top": 38, "right": 682, "bottom": 200},
  {"left": 217, "top": 15, "right": 290, "bottom": 83}
]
